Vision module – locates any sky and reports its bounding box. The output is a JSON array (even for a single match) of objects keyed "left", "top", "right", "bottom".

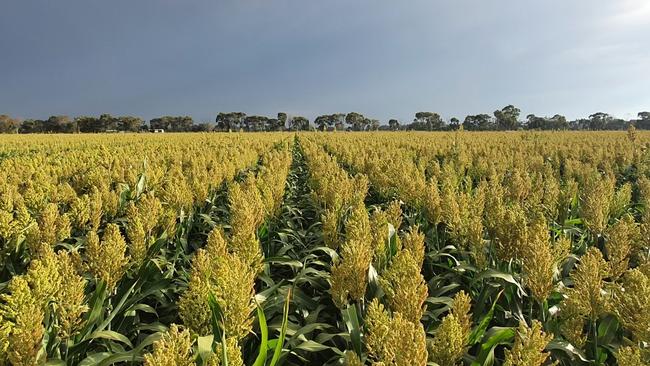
[{"left": 1, "top": 0, "right": 649, "bottom": 123}]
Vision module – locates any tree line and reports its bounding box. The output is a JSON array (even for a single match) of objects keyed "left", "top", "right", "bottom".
[{"left": 1, "top": 107, "right": 649, "bottom": 133}]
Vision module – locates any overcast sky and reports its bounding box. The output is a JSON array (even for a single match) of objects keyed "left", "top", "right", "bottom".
[{"left": 1, "top": 0, "right": 648, "bottom": 123}]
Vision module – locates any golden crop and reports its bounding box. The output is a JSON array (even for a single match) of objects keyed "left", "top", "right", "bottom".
[{"left": 1, "top": 131, "right": 649, "bottom": 364}]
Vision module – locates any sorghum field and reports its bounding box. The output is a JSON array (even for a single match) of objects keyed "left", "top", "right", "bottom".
[{"left": 1, "top": 131, "right": 649, "bottom": 366}]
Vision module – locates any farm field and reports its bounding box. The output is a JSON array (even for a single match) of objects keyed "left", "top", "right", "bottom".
[{"left": 0, "top": 131, "right": 649, "bottom": 366}]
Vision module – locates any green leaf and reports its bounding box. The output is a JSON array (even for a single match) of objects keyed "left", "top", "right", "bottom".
[
  {"left": 97, "top": 351, "right": 143, "bottom": 366},
  {"left": 469, "top": 291, "right": 502, "bottom": 345},
  {"left": 95, "top": 281, "right": 137, "bottom": 333},
  {"left": 135, "top": 172, "right": 146, "bottom": 198},
  {"left": 265, "top": 257, "right": 304, "bottom": 270},
  {"left": 597, "top": 315, "right": 619, "bottom": 345},
  {"left": 474, "top": 269, "right": 526, "bottom": 295},
  {"left": 78, "top": 280, "right": 107, "bottom": 340},
  {"left": 385, "top": 223, "right": 398, "bottom": 263},
  {"left": 367, "top": 264, "right": 381, "bottom": 298},
  {"left": 471, "top": 327, "right": 515, "bottom": 366},
  {"left": 208, "top": 292, "right": 225, "bottom": 346},
  {"left": 118, "top": 185, "right": 132, "bottom": 209},
  {"left": 270, "top": 288, "right": 291, "bottom": 366},
  {"left": 563, "top": 218, "right": 583, "bottom": 226},
  {"left": 45, "top": 360, "right": 66, "bottom": 366},
  {"left": 80, "top": 336, "right": 159, "bottom": 366},
  {"left": 79, "top": 352, "right": 112, "bottom": 366},
  {"left": 197, "top": 335, "right": 215, "bottom": 362},
  {"left": 220, "top": 332, "right": 229, "bottom": 366},
  {"left": 597, "top": 347, "right": 608, "bottom": 364},
  {"left": 546, "top": 339, "right": 589, "bottom": 362},
  {"left": 430, "top": 283, "right": 461, "bottom": 297},
  {"left": 293, "top": 340, "right": 330, "bottom": 352},
  {"left": 266, "top": 339, "right": 279, "bottom": 351},
  {"left": 286, "top": 323, "right": 333, "bottom": 346},
  {"left": 253, "top": 300, "right": 269, "bottom": 366},
  {"left": 125, "top": 303, "right": 158, "bottom": 316},
  {"left": 425, "top": 296, "right": 454, "bottom": 307},
  {"left": 342, "top": 303, "right": 362, "bottom": 357},
  {"left": 88, "top": 330, "right": 134, "bottom": 348},
  {"left": 208, "top": 292, "right": 229, "bottom": 366}
]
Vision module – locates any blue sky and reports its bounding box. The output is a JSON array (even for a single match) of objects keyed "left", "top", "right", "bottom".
[{"left": 1, "top": 0, "right": 648, "bottom": 123}]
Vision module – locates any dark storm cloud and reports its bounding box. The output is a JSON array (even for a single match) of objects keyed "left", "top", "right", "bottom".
[{"left": 1, "top": 0, "right": 648, "bottom": 122}]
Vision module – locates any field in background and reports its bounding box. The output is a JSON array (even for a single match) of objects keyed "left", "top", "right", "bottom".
[{"left": 0, "top": 131, "right": 649, "bottom": 365}]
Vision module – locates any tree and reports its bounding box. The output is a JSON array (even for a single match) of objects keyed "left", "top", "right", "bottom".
[
  {"left": 494, "top": 105, "right": 520, "bottom": 130},
  {"left": 170, "top": 116, "right": 194, "bottom": 132},
  {"left": 258, "top": 113, "right": 289, "bottom": 131},
  {"left": 345, "top": 112, "right": 367, "bottom": 131},
  {"left": 78, "top": 114, "right": 115, "bottom": 131},
  {"left": 277, "top": 113, "right": 288, "bottom": 130},
  {"left": 526, "top": 114, "right": 569, "bottom": 130},
  {"left": 314, "top": 113, "right": 345, "bottom": 131},
  {"left": 368, "top": 119, "right": 380, "bottom": 131},
  {"left": 388, "top": 119, "right": 400, "bottom": 131},
  {"left": 266, "top": 118, "right": 281, "bottom": 131},
  {"left": 414, "top": 112, "right": 444, "bottom": 131},
  {"left": 548, "top": 114, "right": 568, "bottom": 130},
  {"left": 463, "top": 114, "right": 494, "bottom": 131},
  {"left": 314, "top": 115, "right": 329, "bottom": 131},
  {"left": 588, "top": 112, "right": 612, "bottom": 130},
  {"left": 0, "top": 115, "right": 20, "bottom": 133},
  {"left": 150, "top": 116, "right": 171, "bottom": 130},
  {"left": 604, "top": 117, "right": 628, "bottom": 130},
  {"left": 289, "top": 116, "right": 309, "bottom": 131},
  {"left": 448, "top": 117, "right": 460, "bottom": 130},
  {"left": 191, "top": 123, "right": 213, "bottom": 132},
  {"left": 528, "top": 114, "right": 568, "bottom": 130},
  {"left": 639, "top": 111, "right": 650, "bottom": 121},
  {"left": 44, "top": 115, "right": 76, "bottom": 133},
  {"left": 76, "top": 116, "right": 102, "bottom": 133},
  {"left": 637, "top": 112, "right": 650, "bottom": 130},
  {"left": 526, "top": 114, "right": 545, "bottom": 130},
  {"left": 102, "top": 114, "right": 119, "bottom": 130},
  {"left": 151, "top": 116, "right": 194, "bottom": 132},
  {"left": 332, "top": 114, "right": 345, "bottom": 130},
  {"left": 216, "top": 112, "right": 246, "bottom": 131},
  {"left": 19, "top": 119, "right": 43, "bottom": 133},
  {"left": 243, "top": 116, "right": 269, "bottom": 132},
  {"left": 116, "top": 116, "right": 144, "bottom": 132}
]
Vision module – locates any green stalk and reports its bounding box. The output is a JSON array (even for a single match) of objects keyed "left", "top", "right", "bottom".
[
  {"left": 593, "top": 319, "right": 599, "bottom": 366},
  {"left": 269, "top": 288, "right": 291, "bottom": 366},
  {"left": 252, "top": 300, "right": 268, "bottom": 366}
]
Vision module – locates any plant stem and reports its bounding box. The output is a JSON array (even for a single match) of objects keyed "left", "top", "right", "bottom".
[{"left": 592, "top": 319, "right": 599, "bottom": 366}]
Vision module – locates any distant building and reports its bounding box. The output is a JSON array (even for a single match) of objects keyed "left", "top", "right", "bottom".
[{"left": 152, "top": 129, "right": 165, "bottom": 133}]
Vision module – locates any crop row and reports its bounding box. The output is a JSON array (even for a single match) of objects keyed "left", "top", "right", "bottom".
[{"left": 1, "top": 131, "right": 649, "bottom": 365}]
